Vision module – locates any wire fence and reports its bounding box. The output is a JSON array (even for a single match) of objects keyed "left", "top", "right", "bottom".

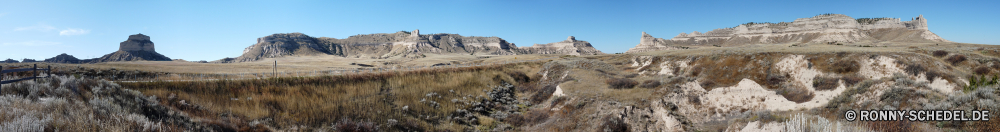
[{"left": 102, "top": 57, "right": 559, "bottom": 82}]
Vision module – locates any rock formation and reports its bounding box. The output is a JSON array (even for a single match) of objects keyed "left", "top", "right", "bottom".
[
  {"left": 627, "top": 14, "right": 950, "bottom": 53},
  {"left": 234, "top": 30, "right": 602, "bottom": 62},
  {"left": 20, "top": 59, "right": 38, "bottom": 63},
  {"left": 2, "top": 58, "right": 19, "bottom": 63},
  {"left": 89, "top": 34, "right": 172, "bottom": 62},
  {"left": 517, "top": 36, "right": 604, "bottom": 55},
  {"left": 43, "top": 53, "right": 82, "bottom": 63}
]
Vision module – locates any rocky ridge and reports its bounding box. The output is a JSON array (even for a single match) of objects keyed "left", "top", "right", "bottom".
[
  {"left": 232, "top": 30, "right": 602, "bottom": 62},
  {"left": 627, "top": 14, "right": 950, "bottom": 53}
]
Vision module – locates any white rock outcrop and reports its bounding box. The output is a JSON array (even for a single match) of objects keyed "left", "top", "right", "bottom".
[{"left": 627, "top": 14, "right": 950, "bottom": 53}]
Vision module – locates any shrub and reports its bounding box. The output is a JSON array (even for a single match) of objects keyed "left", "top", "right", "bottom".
[
  {"left": 550, "top": 96, "right": 568, "bottom": 106},
  {"left": 700, "top": 79, "right": 717, "bottom": 89},
  {"left": 830, "top": 60, "right": 859, "bottom": 73},
  {"left": 766, "top": 74, "right": 787, "bottom": 88},
  {"left": 812, "top": 76, "right": 839, "bottom": 91},
  {"left": 841, "top": 74, "right": 865, "bottom": 86},
  {"left": 778, "top": 85, "right": 815, "bottom": 103},
  {"left": 606, "top": 78, "right": 638, "bottom": 89},
  {"left": 530, "top": 84, "right": 557, "bottom": 104},
  {"left": 932, "top": 50, "right": 948, "bottom": 57},
  {"left": 506, "top": 71, "right": 530, "bottom": 83},
  {"left": 507, "top": 109, "right": 549, "bottom": 127},
  {"left": 640, "top": 80, "right": 661, "bottom": 88},
  {"left": 975, "top": 67, "right": 992, "bottom": 75},
  {"left": 945, "top": 55, "right": 967, "bottom": 65},
  {"left": 335, "top": 118, "right": 379, "bottom": 132},
  {"left": 599, "top": 115, "right": 630, "bottom": 132},
  {"left": 904, "top": 64, "right": 926, "bottom": 76},
  {"left": 623, "top": 73, "right": 639, "bottom": 78}
]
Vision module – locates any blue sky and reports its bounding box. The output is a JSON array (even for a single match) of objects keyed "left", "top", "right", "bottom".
[{"left": 1, "top": 0, "right": 997, "bottom": 61}]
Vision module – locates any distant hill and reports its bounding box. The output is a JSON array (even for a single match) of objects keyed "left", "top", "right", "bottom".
[{"left": 628, "top": 14, "right": 950, "bottom": 53}]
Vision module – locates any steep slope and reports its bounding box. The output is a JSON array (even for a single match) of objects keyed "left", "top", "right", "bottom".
[
  {"left": 628, "top": 14, "right": 950, "bottom": 53},
  {"left": 90, "top": 34, "right": 172, "bottom": 62},
  {"left": 517, "top": 36, "right": 605, "bottom": 55}
]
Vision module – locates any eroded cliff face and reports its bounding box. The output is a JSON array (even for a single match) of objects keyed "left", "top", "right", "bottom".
[
  {"left": 90, "top": 34, "right": 172, "bottom": 62},
  {"left": 234, "top": 30, "right": 603, "bottom": 62},
  {"left": 627, "top": 14, "right": 950, "bottom": 53},
  {"left": 517, "top": 36, "right": 605, "bottom": 55}
]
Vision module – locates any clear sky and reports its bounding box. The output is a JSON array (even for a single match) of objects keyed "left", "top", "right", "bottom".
[{"left": 1, "top": 0, "right": 997, "bottom": 61}]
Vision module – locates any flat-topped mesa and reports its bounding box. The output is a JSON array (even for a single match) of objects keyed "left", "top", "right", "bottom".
[
  {"left": 120, "top": 33, "right": 155, "bottom": 52},
  {"left": 627, "top": 14, "right": 949, "bottom": 53},
  {"left": 89, "top": 34, "right": 171, "bottom": 62}
]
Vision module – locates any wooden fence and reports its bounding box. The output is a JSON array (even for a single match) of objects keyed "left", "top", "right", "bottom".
[
  {"left": 0, "top": 64, "right": 51, "bottom": 94},
  {"left": 0, "top": 64, "right": 51, "bottom": 84}
]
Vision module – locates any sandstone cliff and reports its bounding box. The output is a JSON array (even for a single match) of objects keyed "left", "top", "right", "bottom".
[
  {"left": 516, "top": 36, "right": 604, "bottom": 55},
  {"left": 90, "top": 34, "right": 172, "bottom": 62},
  {"left": 234, "top": 30, "right": 602, "bottom": 62},
  {"left": 627, "top": 14, "right": 950, "bottom": 53}
]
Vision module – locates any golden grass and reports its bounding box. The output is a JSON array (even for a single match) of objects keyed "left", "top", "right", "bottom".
[{"left": 120, "top": 62, "right": 541, "bottom": 131}]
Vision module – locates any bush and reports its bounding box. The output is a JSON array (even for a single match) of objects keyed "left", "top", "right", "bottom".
[
  {"left": 904, "top": 64, "right": 926, "bottom": 76},
  {"left": 640, "top": 80, "right": 661, "bottom": 88},
  {"left": 606, "top": 78, "right": 638, "bottom": 89},
  {"left": 830, "top": 60, "right": 859, "bottom": 73},
  {"left": 841, "top": 74, "right": 865, "bottom": 86},
  {"left": 506, "top": 71, "right": 530, "bottom": 83},
  {"left": 507, "top": 109, "right": 549, "bottom": 127},
  {"left": 700, "top": 79, "right": 717, "bottom": 89},
  {"left": 975, "top": 67, "right": 992, "bottom": 75},
  {"left": 530, "top": 84, "right": 557, "bottom": 104},
  {"left": 766, "top": 74, "right": 787, "bottom": 88},
  {"left": 550, "top": 96, "right": 568, "bottom": 106},
  {"left": 778, "top": 85, "right": 815, "bottom": 103},
  {"left": 933, "top": 50, "right": 949, "bottom": 57},
  {"left": 623, "top": 73, "right": 639, "bottom": 78},
  {"left": 945, "top": 55, "right": 967, "bottom": 65},
  {"left": 599, "top": 115, "right": 630, "bottom": 132},
  {"left": 813, "top": 76, "right": 839, "bottom": 91},
  {"left": 335, "top": 118, "right": 379, "bottom": 132}
]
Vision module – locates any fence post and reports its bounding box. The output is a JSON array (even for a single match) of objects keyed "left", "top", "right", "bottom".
[{"left": 33, "top": 64, "right": 37, "bottom": 82}]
